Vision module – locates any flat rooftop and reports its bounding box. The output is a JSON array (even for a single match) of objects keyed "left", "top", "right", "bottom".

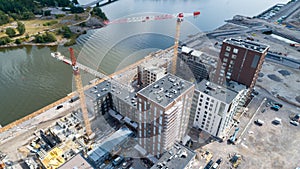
[
  {"left": 138, "top": 57, "right": 167, "bottom": 75},
  {"left": 224, "top": 38, "right": 269, "bottom": 53},
  {"left": 59, "top": 154, "right": 93, "bottom": 169},
  {"left": 226, "top": 80, "right": 247, "bottom": 93},
  {"left": 138, "top": 74, "right": 194, "bottom": 108},
  {"left": 196, "top": 80, "right": 238, "bottom": 104},
  {"left": 85, "top": 80, "right": 137, "bottom": 108},
  {"left": 151, "top": 142, "right": 195, "bottom": 169}
]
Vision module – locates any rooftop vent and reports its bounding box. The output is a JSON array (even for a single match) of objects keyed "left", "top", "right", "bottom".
[{"left": 156, "top": 96, "right": 163, "bottom": 102}]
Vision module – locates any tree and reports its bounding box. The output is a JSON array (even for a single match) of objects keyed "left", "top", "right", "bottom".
[
  {"left": 72, "top": 0, "right": 79, "bottom": 5},
  {"left": 0, "top": 10, "right": 9, "bottom": 26},
  {"left": 44, "top": 32, "right": 56, "bottom": 42},
  {"left": 20, "top": 11, "right": 35, "bottom": 20},
  {"left": 0, "top": 36, "right": 11, "bottom": 45},
  {"left": 44, "top": 10, "right": 51, "bottom": 16},
  {"left": 60, "top": 26, "right": 72, "bottom": 38},
  {"left": 15, "top": 38, "right": 22, "bottom": 44},
  {"left": 34, "top": 32, "right": 56, "bottom": 43},
  {"left": 17, "top": 21, "right": 26, "bottom": 35},
  {"left": 70, "top": 6, "right": 84, "bottom": 14},
  {"left": 5, "top": 28, "right": 16, "bottom": 37},
  {"left": 74, "top": 14, "right": 81, "bottom": 21},
  {"left": 92, "top": 7, "right": 108, "bottom": 20}
]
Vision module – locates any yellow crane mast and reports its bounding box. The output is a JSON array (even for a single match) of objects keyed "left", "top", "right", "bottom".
[{"left": 69, "top": 48, "right": 92, "bottom": 137}]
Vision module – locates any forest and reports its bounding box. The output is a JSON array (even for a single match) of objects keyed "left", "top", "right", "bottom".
[{"left": 0, "top": 0, "right": 76, "bottom": 24}]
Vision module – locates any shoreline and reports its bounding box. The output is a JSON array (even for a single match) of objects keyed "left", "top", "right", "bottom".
[{"left": 1, "top": 0, "right": 299, "bottom": 131}]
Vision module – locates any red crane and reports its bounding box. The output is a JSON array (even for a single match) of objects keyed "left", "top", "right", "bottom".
[
  {"left": 104, "top": 11, "right": 201, "bottom": 74},
  {"left": 69, "top": 48, "right": 93, "bottom": 138}
]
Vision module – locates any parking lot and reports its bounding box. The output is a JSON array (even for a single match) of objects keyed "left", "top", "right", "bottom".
[{"left": 202, "top": 91, "right": 300, "bottom": 169}]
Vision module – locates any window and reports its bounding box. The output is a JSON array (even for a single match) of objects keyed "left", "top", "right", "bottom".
[
  {"left": 233, "top": 48, "right": 239, "bottom": 54},
  {"left": 224, "top": 52, "right": 230, "bottom": 57},
  {"left": 200, "top": 94, "right": 204, "bottom": 98},
  {"left": 206, "top": 97, "right": 210, "bottom": 101},
  {"left": 226, "top": 46, "right": 231, "bottom": 51},
  {"left": 232, "top": 54, "right": 237, "bottom": 59},
  {"left": 251, "top": 55, "right": 260, "bottom": 68},
  {"left": 223, "top": 58, "right": 228, "bottom": 62}
]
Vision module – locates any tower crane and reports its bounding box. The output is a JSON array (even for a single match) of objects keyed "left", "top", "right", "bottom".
[
  {"left": 69, "top": 48, "right": 93, "bottom": 138},
  {"left": 50, "top": 11, "right": 200, "bottom": 138},
  {"left": 104, "top": 11, "right": 201, "bottom": 74}
]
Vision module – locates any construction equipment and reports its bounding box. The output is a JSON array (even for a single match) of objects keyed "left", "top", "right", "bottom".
[
  {"left": 230, "top": 154, "right": 242, "bottom": 168},
  {"left": 69, "top": 48, "right": 93, "bottom": 138},
  {"left": 228, "top": 127, "right": 239, "bottom": 144},
  {"left": 105, "top": 11, "right": 201, "bottom": 75}
]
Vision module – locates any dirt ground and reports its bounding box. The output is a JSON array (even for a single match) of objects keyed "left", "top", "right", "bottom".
[
  {"left": 257, "top": 62, "right": 300, "bottom": 105},
  {"left": 202, "top": 89, "right": 300, "bottom": 169}
]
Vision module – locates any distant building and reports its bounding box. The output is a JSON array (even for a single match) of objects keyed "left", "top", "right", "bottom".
[
  {"left": 59, "top": 154, "right": 93, "bottom": 169},
  {"left": 213, "top": 38, "right": 269, "bottom": 92},
  {"left": 137, "top": 74, "right": 195, "bottom": 157},
  {"left": 137, "top": 59, "right": 168, "bottom": 88},
  {"left": 177, "top": 46, "right": 217, "bottom": 82},
  {"left": 190, "top": 80, "right": 247, "bottom": 139},
  {"left": 150, "top": 142, "right": 196, "bottom": 169}
]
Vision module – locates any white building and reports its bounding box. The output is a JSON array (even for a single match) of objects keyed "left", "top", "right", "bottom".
[{"left": 191, "top": 80, "right": 247, "bottom": 139}]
